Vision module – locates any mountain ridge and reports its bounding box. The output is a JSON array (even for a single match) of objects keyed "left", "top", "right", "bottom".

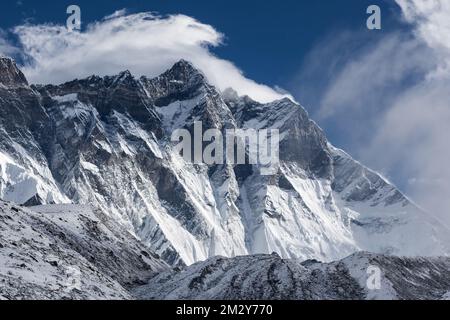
[
  {"left": 0, "top": 56, "right": 448, "bottom": 268},
  {"left": 134, "top": 251, "right": 450, "bottom": 300},
  {"left": 1, "top": 201, "right": 448, "bottom": 300},
  {"left": 0, "top": 201, "right": 167, "bottom": 299}
]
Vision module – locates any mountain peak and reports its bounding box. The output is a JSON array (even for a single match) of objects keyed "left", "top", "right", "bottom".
[
  {"left": 163, "top": 59, "right": 205, "bottom": 83},
  {"left": 0, "top": 56, "right": 28, "bottom": 87},
  {"left": 138, "top": 59, "right": 209, "bottom": 107},
  {"left": 112, "top": 69, "right": 135, "bottom": 84},
  {"left": 118, "top": 69, "right": 133, "bottom": 77},
  {"left": 171, "top": 59, "right": 197, "bottom": 71}
]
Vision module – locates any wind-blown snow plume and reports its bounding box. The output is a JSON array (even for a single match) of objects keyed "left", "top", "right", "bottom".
[
  {"left": 396, "top": 0, "right": 450, "bottom": 76},
  {"left": 293, "top": 0, "right": 450, "bottom": 225},
  {"left": 1, "top": 11, "right": 287, "bottom": 103},
  {"left": 0, "top": 29, "right": 19, "bottom": 57},
  {"left": 372, "top": 0, "right": 450, "bottom": 224}
]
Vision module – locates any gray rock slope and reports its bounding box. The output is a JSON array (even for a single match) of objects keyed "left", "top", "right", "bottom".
[
  {"left": 0, "top": 200, "right": 448, "bottom": 300},
  {"left": 134, "top": 252, "right": 450, "bottom": 300},
  {"left": 0, "top": 201, "right": 167, "bottom": 300}
]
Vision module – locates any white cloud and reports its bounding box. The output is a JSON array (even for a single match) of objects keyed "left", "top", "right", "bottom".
[
  {"left": 103, "top": 9, "right": 128, "bottom": 20},
  {"left": 396, "top": 0, "right": 450, "bottom": 76},
  {"left": 7, "top": 12, "right": 288, "bottom": 103},
  {"left": 293, "top": 0, "right": 450, "bottom": 224},
  {"left": 365, "top": 80, "right": 450, "bottom": 223},
  {"left": 293, "top": 30, "right": 434, "bottom": 150},
  {"left": 0, "top": 30, "right": 20, "bottom": 57},
  {"left": 317, "top": 33, "right": 432, "bottom": 120},
  {"left": 372, "top": 0, "right": 450, "bottom": 224}
]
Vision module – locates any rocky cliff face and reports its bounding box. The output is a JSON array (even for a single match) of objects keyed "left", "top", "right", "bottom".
[
  {"left": 0, "top": 57, "right": 448, "bottom": 268},
  {"left": 0, "top": 57, "right": 28, "bottom": 87}
]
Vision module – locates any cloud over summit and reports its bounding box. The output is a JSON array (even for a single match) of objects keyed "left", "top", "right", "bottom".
[
  {"left": 293, "top": 0, "right": 450, "bottom": 224},
  {"left": 2, "top": 11, "right": 288, "bottom": 103}
]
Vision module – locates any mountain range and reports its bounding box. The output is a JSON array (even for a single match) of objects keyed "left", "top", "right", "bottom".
[{"left": 0, "top": 55, "right": 449, "bottom": 299}]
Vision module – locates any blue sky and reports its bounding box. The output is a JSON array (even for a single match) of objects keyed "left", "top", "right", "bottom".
[
  {"left": 3, "top": 0, "right": 404, "bottom": 90},
  {"left": 1, "top": 0, "right": 450, "bottom": 222}
]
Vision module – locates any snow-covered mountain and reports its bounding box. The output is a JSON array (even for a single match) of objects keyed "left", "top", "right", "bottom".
[
  {"left": 134, "top": 252, "right": 450, "bottom": 300},
  {"left": 0, "top": 201, "right": 167, "bottom": 299},
  {"left": 2, "top": 201, "right": 448, "bottom": 300},
  {"left": 0, "top": 55, "right": 449, "bottom": 268}
]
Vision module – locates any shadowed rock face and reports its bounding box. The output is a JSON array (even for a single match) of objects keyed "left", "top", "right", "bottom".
[
  {"left": 134, "top": 252, "right": 450, "bottom": 300},
  {"left": 0, "top": 57, "right": 449, "bottom": 268},
  {"left": 228, "top": 96, "right": 333, "bottom": 178},
  {"left": 0, "top": 57, "right": 28, "bottom": 87},
  {"left": 140, "top": 59, "right": 207, "bottom": 107}
]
